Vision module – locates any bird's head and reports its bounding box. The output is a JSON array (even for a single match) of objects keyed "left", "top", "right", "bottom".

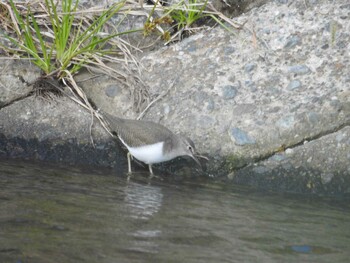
[{"left": 179, "top": 136, "right": 205, "bottom": 168}]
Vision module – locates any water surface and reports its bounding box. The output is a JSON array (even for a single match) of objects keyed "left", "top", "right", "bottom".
[{"left": 1, "top": 160, "right": 349, "bottom": 263}]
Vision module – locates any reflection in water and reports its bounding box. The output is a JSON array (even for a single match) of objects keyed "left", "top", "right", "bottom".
[
  {"left": 0, "top": 160, "right": 350, "bottom": 263},
  {"left": 124, "top": 182, "right": 163, "bottom": 220},
  {"left": 123, "top": 181, "right": 163, "bottom": 254}
]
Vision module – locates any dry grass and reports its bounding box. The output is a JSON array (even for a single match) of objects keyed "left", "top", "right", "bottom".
[
  {"left": 0, "top": 0, "right": 153, "bottom": 143},
  {"left": 0, "top": 1, "right": 150, "bottom": 108},
  {"left": 0, "top": 0, "right": 244, "bottom": 145}
]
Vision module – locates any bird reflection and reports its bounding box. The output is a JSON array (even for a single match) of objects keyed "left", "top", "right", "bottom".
[{"left": 124, "top": 181, "right": 163, "bottom": 220}]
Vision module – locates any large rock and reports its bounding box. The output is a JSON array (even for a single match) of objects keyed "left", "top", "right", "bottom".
[
  {"left": 0, "top": 0, "right": 349, "bottom": 195},
  {"left": 138, "top": 0, "right": 350, "bottom": 192},
  {"left": 0, "top": 60, "right": 41, "bottom": 107},
  {"left": 230, "top": 126, "right": 350, "bottom": 194},
  {"left": 0, "top": 96, "right": 124, "bottom": 169}
]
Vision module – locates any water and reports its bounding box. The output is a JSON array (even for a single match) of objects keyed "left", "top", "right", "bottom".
[{"left": 1, "top": 160, "right": 350, "bottom": 263}]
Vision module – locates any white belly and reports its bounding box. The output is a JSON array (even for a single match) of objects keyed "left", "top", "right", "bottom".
[{"left": 119, "top": 138, "right": 171, "bottom": 164}]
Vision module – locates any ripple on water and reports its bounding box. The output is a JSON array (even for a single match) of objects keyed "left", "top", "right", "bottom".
[{"left": 0, "top": 159, "right": 350, "bottom": 263}]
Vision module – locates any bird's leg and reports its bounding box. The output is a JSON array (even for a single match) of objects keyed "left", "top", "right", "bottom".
[
  {"left": 147, "top": 165, "right": 163, "bottom": 182},
  {"left": 148, "top": 164, "right": 154, "bottom": 175},
  {"left": 127, "top": 152, "right": 132, "bottom": 174}
]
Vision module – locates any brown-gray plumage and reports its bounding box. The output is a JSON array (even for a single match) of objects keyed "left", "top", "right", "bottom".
[{"left": 103, "top": 113, "right": 201, "bottom": 174}]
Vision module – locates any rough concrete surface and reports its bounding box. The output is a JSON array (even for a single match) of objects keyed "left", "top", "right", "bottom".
[
  {"left": 0, "top": 60, "right": 41, "bottom": 107},
  {"left": 230, "top": 126, "right": 350, "bottom": 194},
  {"left": 0, "top": 96, "right": 123, "bottom": 168},
  {"left": 0, "top": 0, "right": 349, "bottom": 195},
  {"left": 137, "top": 0, "right": 350, "bottom": 193}
]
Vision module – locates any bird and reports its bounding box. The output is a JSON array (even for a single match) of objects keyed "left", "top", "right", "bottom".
[{"left": 103, "top": 113, "right": 202, "bottom": 174}]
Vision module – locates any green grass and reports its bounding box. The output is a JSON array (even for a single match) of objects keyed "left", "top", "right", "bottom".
[
  {"left": 1, "top": 0, "right": 239, "bottom": 78},
  {"left": 0, "top": 0, "right": 240, "bottom": 118},
  {"left": 168, "top": 0, "right": 209, "bottom": 31},
  {"left": 1, "top": 0, "right": 141, "bottom": 79},
  {"left": 0, "top": 0, "right": 146, "bottom": 140},
  {"left": 148, "top": 0, "right": 239, "bottom": 42}
]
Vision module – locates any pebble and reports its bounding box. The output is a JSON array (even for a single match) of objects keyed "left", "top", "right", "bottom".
[
  {"left": 244, "top": 63, "right": 256, "bottom": 73},
  {"left": 222, "top": 85, "right": 238, "bottom": 100},
  {"left": 186, "top": 43, "right": 197, "bottom": 52},
  {"left": 105, "top": 85, "right": 120, "bottom": 97},
  {"left": 277, "top": 115, "right": 295, "bottom": 129},
  {"left": 307, "top": 112, "right": 320, "bottom": 124},
  {"left": 229, "top": 127, "right": 256, "bottom": 145},
  {"left": 224, "top": 46, "right": 235, "bottom": 55},
  {"left": 287, "top": 80, "right": 302, "bottom": 90},
  {"left": 245, "top": 80, "right": 256, "bottom": 90},
  {"left": 206, "top": 98, "right": 215, "bottom": 111},
  {"left": 287, "top": 65, "right": 311, "bottom": 75},
  {"left": 284, "top": 35, "right": 301, "bottom": 49},
  {"left": 290, "top": 245, "right": 313, "bottom": 253},
  {"left": 270, "top": 154, "right": 286, "bottom": 161},
  {"left": 163, "top": 104, "right": 170, "bottom": 115}
]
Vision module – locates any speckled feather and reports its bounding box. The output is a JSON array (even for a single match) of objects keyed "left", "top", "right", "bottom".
[{"left": 104, "top": 113, "right": 181, "bottom": 154}]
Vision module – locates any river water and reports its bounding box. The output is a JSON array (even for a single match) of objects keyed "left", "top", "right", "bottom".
[{"left": 0, "top": 159, "right": 349, "bottom": 263}]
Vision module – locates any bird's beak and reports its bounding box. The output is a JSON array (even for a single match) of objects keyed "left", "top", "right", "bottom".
[{"left": 190, "top": 154, "right": 202, "bottom": 168}]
